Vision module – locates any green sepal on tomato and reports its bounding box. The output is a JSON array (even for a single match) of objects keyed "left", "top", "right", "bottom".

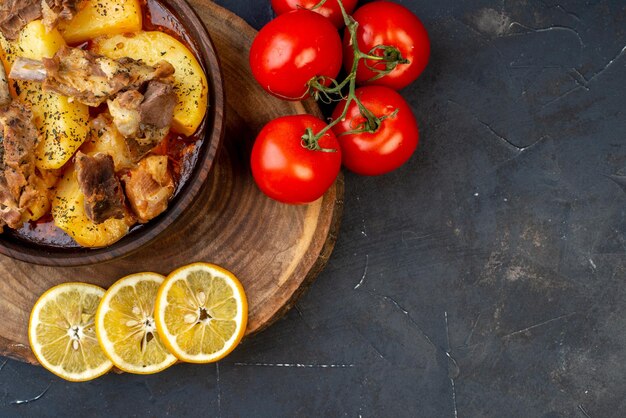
[
  {"left": 271, "top": 0, "right": 358, "bottom": 28},
  {"left": 331, "top": 86, "right": 419, "bottom": 176},
  {"left": 249, "top": 9, "right": 343, "bottom": 100},
  {"left": 251, "top": 115, "right": 342, "bottom": 204},
  {"left": 343, "top": 1, "right": 431, "bottom": 90}
]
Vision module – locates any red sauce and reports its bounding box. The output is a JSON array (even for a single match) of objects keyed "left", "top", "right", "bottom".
[
  {"left": 14, "top": 0, "right": 207, "bottom": 248},
  {"left": 141, "top": 0, "right": 197, "bottom": 49}
]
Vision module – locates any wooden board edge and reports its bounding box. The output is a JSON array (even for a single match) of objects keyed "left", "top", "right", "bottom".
[
  {"left": 0, "top": 334, "right": 36, "bottom": 365},
  {"left": 245, "top": 174, "right": 345, "bottom": 337}
]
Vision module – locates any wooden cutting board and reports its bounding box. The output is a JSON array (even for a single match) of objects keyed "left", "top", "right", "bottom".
[{"left": 0, "top": 0, "right": 343, "bottom": 364}]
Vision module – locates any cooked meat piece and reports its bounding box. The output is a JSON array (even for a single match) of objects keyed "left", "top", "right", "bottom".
[
  {"left": 124, "top": 132, "right": 167, "bottom": 162},
  {"left": 140, "top": 81, "right": 177, "bottom": 129},
  {"left": 43, "top": 47, "right": 175, "bottom": 106},
  {"left": 10, "top": 46, "right": 176, "bottom": 107},
  {"left": 107, "top": 90, "right": 143, "bottom": 138},
  {"left": 0, "top": 64, "right": 10, "bottom": 108},
  {"left": 108, "top": 81, "right": 176, "bottom": 136},
  {"left": 18, "top": 182, "right": 39, "bottom": 209},
  {"left": 0, "top": 0, "right": 42, "bottom": 40},
  {"left": 8, "top": 57, "right": 47, "bottom": 82},
  {"left": 75, "top": 151, "right": 125, "bottom": 224},
  {"left": 136, "top": 124, "right": 170, "bottom": 146},
  {"left": 1, "top": 102, "right": 38, "bottom": 200},
  {"left": 0, "top": 0, "right": 81, "bottom": 39},
  {"left": 123, "top": 155, "right": 174, "bottom": 223},
  {"left": 108, "top": 80, "right": 177, "bottom": 159},
  {"left": 0, "top": 102, "right": 52, "bottom": 230},
  {"left": 0, "top": 174, "right": 22, "bottom": 230},
  {"left": 42, "top": 0, "right": 83, "bottom": 31}
]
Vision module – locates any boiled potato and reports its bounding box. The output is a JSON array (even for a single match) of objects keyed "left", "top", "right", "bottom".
[
  {"left": 80, "top": 115, "right": 134, "bottom": 171},
  {"left": 0, "top": 33, "right": 9, "bottom": 62},
  {"left": 52, "top": 168, "right": 132, "bottom": 247},
  {"left": 0, "top": 33, "right": 15, "bottom": 98},
  {"left": 13, "top": 20, "right": 65, "bottom": 59},
  {"left": 9, "top": 21, "right": 90, "bottom": 170},
  {"left": 30, "top": 93, "right": 90, "bottom": 170},
  {"left": 93, "top": 31, "right": 208, "bottom": 136},
  {"left": 59, "top": 0, "right": 142, "bottom": 45}
]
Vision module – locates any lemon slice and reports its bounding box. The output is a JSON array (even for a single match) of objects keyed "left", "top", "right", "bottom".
[
  {"left": 95, "top": 273, "right": 177, "bottom": 374},
  {"left": 28, "top": 283, "right": 113, "bottom": 382},
  {"left": 154, "top": 263, "right": 248, "bottom": 363}
]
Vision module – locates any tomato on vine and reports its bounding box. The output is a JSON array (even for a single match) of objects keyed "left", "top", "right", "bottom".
[
  {"left": 249, "top": 9, "right": 343, "bottom": 100},
  {"left": 249, "top": 1, "right": 429, "bottom": 203},
  {"left": 271, "top": 0, "right": 358, "bottom": 28},
  {"left": 343, "top": 1, "right": 430, "bottom": 90},
  {"left": 251, "top": 115, "right": 342, "bottom": 204},
  {"left": 331, "top": 86, "right": 419, "bottom": 176}
]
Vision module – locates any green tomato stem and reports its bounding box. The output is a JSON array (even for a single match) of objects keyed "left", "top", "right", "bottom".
[
  {"left": 310, "top": 0, "right": 330, "bottom": 11},
  {"left": 301, "top": 0, "right": 410, "bottom": 148},
  {"left": 301, "top": 127, "right": 337, "bottom": 153}
]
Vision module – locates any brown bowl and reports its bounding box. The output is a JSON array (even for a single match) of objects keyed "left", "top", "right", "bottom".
[{"left": 0, "top": 0, "right": 225, "bottom": 267}]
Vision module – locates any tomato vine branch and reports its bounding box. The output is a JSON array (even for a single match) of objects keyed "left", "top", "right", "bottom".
[
  {"left": 301, "top": 0, "right": 410, "bottom": 149},
  {"left": 310, "top": 0, "right": 330, "bottom": 10}
]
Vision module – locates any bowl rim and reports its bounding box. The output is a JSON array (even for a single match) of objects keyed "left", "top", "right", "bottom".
[{"left": 0, "top": 0, "right": 225, "bottom": 267}]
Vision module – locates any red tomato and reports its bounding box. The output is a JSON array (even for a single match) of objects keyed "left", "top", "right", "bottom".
[
  {"left": 251, "top": 115, "right": 342, "bottom": 204},
  {"left": 331, "top": 86, "right": 419, "bottom": 175},
  {"left": 250, "top": 10, "right": 343, "bottom": 100},
  {"left": 271, "top": 0, "right": 358, "bottom": 28},
  {"left": 343, "top": 1, "right": 430, "bottom": 90}
]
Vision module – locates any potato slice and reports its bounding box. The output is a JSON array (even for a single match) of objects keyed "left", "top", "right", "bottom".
[
  {"left": 93, "top": 31, "right": 208, "bottom": 136},
  {"left": 0, "top": 33, "right": 10, "bottom": 63},
  {"left": 52, "top": 167, "right": 133, "bottom": 247},
  {"left": 31, "top": 92, "right": 91, "bottom": 170},
  {"left": 59, "top": 0, "right": 142, "bottom": 45},
  {"left": 8, "top": 21, "right": 90, "bottom": 170},
  {"left": 0, "top": 34, "right": 14, "bottom": 99},
  {"left": 13, "top": 20, "right": 65, "bottom": 59},
  {"left": 80, "top": 115, "right": 134, "bottom": 171}
]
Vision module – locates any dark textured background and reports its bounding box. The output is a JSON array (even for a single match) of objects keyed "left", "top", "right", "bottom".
[{"left": 2, "top": 0, "right": 626, "bottom": 416}]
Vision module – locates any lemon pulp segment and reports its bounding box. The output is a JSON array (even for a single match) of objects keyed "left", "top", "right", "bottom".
[
  {"left": 96, "top": 273, "right": 177, "bottom": 374},
  {"left": 29, "top": 283, "right": 112, "bottom": 382},
  {"left": 155, "top": 263, "right": 247, "bottom": 363}
]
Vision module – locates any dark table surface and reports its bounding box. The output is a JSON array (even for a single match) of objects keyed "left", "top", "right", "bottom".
[{"left": 2, "top": 0, "right": 626, "bottom": 417}]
